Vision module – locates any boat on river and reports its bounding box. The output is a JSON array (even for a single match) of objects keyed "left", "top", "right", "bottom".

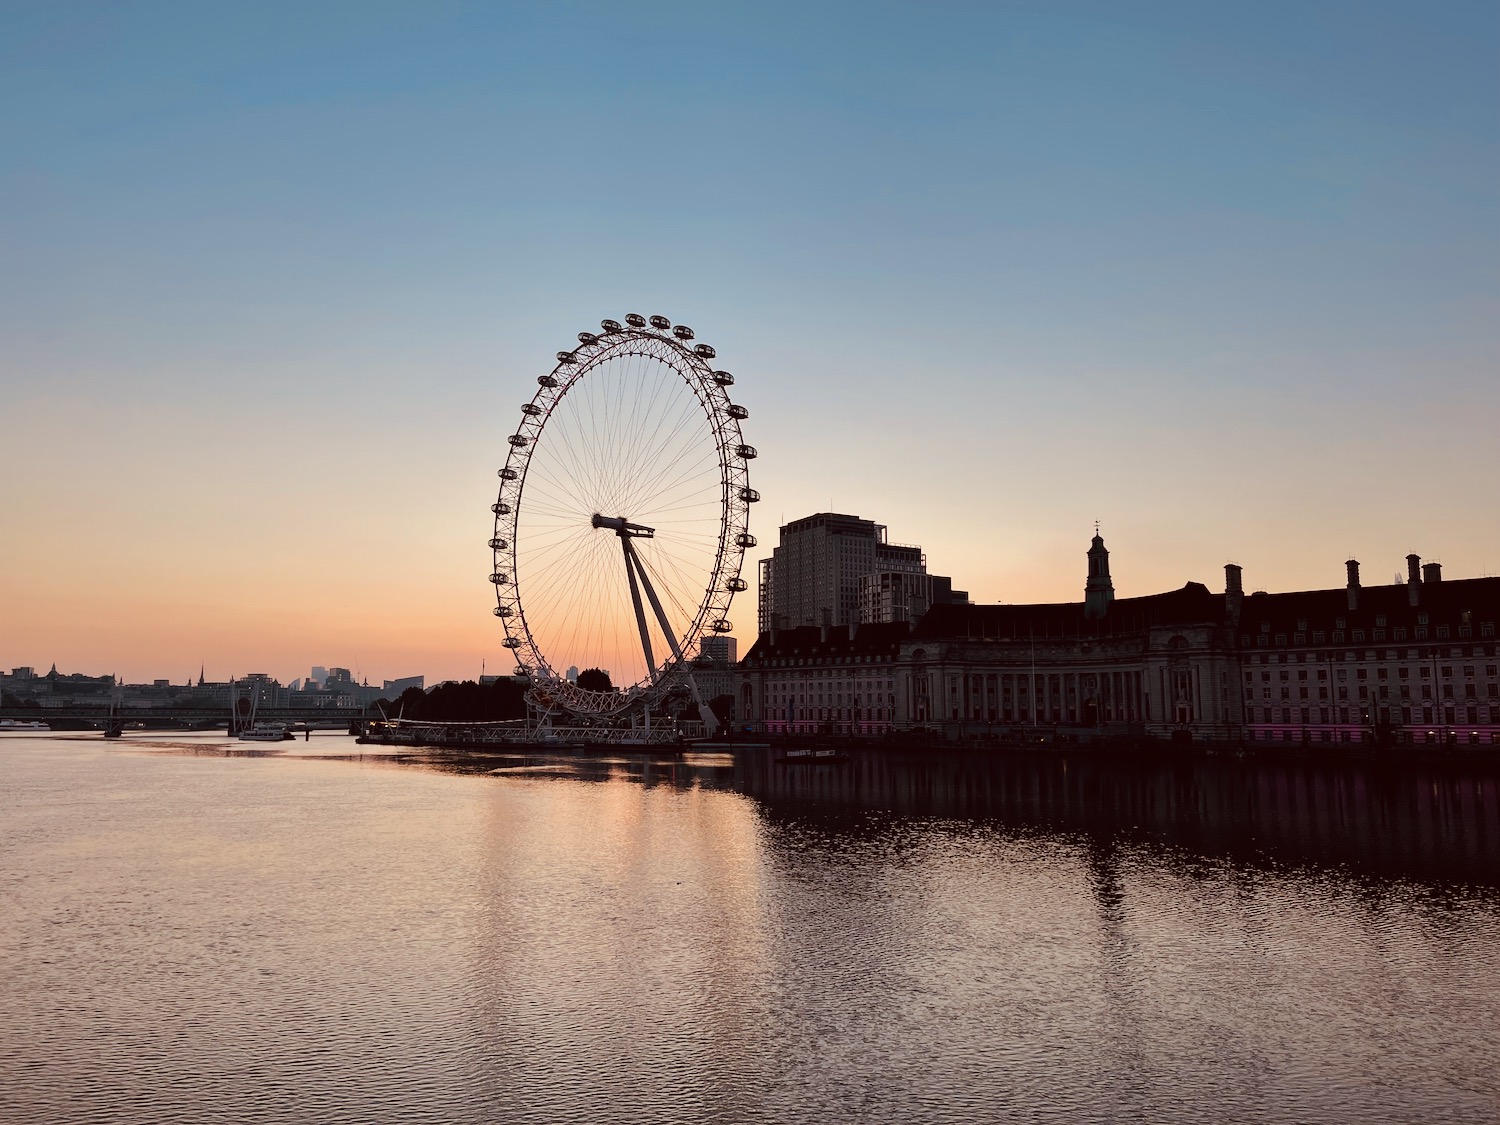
[{"left": 237, "top": 722, "right": 295, "bottom": 742}]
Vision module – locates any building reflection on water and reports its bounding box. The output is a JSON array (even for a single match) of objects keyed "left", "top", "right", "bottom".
[{"left": 402, "top": 746, "right": 1500, "bottom": 885}]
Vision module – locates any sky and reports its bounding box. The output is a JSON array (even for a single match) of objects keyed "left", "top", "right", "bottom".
[{"left": 2, "top": 0, "right": 1496, "bottom": 686}]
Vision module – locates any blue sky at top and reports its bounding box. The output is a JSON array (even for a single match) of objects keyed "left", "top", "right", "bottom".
[{"left": 1, "top": 1, "right": 1496, "bottom": 680}]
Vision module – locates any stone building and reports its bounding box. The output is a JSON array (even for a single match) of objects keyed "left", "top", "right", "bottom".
[
  {"left": 737, "top": 621, "right": 910, "bottom": 735},
  {"left": 737, "top": 533, "right": 1500, "bottom": 746},
  {"left": 1238, "top": 555, "right": 1499, "bottom": 745}
]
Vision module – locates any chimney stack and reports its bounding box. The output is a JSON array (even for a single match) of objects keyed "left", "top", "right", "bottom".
[
  {"left": 1224, "top": 564, "right": 1244, "bottom": 627},
  {"left": 1407, "top": 553, "right": 1422, "bottom": 606},
  {"left": 1345, "top": 559, "right": 1361, "bottom": 611},
  {"left": 1422, "top": 562, "right": 1442, "bottom": 584}
]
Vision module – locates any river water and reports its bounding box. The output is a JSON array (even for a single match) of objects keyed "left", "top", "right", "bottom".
[{"left": 3, "top": 732, "right": 1497, "bottom": 1124}]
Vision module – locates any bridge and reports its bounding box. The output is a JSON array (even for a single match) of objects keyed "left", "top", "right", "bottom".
[{"left": 0, "top": 705, "right": 372, "bottom": 736}]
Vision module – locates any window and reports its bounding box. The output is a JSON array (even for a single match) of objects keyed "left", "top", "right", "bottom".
[
  {"left": 1275, "top": 634, "right": 1287, "bottom": 646},
  {"left": 1376, "top": 615, "right": 1387, "bottom": 627},
  {"left": 1353, "top": 630, "right": 1365, "bottom": 642},
  {"left": 1437, "top": 626, "right": 1450, "bottom": 639},
  {"left": 1297, "top": 619, "right": 1308, "bottom": 631},
  {"left": 1333, "top": 631, "right": 1345, "bottom": 643},
  {"left": 1313, "top": 632, "right": 1325, "bottom": 644},
  {"left": 1336, "top": 617, "right": 1347, "bottom": 629},
  {"left": 1393, "top": 628, "right": 1407, "bottom": 641}
]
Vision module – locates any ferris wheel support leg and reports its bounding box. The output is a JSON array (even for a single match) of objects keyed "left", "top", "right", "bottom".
[
  {"left": 623, "top": 540, "right": 721, "bottom": 737},
  {"left": 621, "top": 540, "right": 658, "bottom": 685}
]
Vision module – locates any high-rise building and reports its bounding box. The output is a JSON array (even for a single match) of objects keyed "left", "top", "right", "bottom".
[
  {"left": 858, "top": 571, "right": 969, "bottom": 624},
  {"left": 698, "top": 636, "right": 738, "bottom": 666},
  {"left": 758, "top": 513, "right": 927, "bottom": 631}
]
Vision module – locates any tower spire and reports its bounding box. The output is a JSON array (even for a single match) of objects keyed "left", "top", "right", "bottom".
[{"left": 1084, "top": 527, "right": 1115, "bottom": 619}]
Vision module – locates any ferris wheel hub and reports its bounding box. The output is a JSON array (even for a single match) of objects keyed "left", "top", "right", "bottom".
[{"left": 590, "top": 514, "right": 656, "bottom": 538}]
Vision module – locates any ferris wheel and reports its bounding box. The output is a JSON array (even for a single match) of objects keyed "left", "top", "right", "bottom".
[{"left": 490, "top": 313, "right": 757, "bottom": 730}]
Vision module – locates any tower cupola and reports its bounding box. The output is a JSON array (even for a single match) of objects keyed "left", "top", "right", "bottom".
[{"left": 1084, "top": 527, "right": 1115, "bottom": 619}]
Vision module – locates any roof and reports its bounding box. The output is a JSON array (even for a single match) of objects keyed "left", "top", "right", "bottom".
[
  {"left": 1239, "top": 577, "right": 1500, "bottom": 634},
  {"left": 910, "top": 582, "right": 1226, "bottom": 640},
  {"left": 740, "top": 621, "right": 913, "bottom": 664}
]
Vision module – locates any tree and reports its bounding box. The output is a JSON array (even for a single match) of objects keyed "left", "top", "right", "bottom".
[{"left": 576, "top": 668, "right": 613, "bottom": 692}]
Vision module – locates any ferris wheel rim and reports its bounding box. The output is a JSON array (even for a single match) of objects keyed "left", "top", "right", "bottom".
[{"left": 489, "top": 318, "right": 755, "bottom": 715}]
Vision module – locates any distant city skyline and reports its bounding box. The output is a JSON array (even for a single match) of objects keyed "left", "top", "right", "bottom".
[{"left": 2, "top": 2, "right": 1496, "bottom": 685}]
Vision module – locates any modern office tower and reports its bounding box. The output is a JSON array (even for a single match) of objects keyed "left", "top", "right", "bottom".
[{"left": 758, "top": 513, "right": 927, "bottom": 630}]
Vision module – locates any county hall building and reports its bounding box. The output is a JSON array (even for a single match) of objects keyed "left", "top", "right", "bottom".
[{"left": 737, "top": 532, "right": 1500, "bottom": 747}]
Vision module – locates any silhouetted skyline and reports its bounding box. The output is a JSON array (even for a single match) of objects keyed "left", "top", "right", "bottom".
[{"left": 3, "top": 2, "right": 1496, "bottom": 684}]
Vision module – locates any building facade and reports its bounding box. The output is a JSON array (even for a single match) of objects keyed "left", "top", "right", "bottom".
[
  {"left": 757, "top": 511, "right": 968, "bottom": 631},
  {"left": 737, "top": 535, "right": 1500, "bottom": 746},
  {"left": 1238, "top": 556, "right": 1499, "bottom": 746},
  {"left": 737, "top": 621, "right": 909, "bottom": 735}
]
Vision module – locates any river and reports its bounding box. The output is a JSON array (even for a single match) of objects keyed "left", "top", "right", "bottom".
[{"left": 2, "top": 732, "right": 1497, "bottom": 1124}]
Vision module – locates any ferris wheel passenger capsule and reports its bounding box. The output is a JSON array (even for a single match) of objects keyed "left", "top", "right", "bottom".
[
  {"left": 600, "top": 319, "right": 622, "bottom": 333},
  {"left": 556, "top": 351, "right": 577, "bottom": 364},
  {"left": 522, "top": 403, "right": 542, "bottom": 416},
  {"left": 739, "top": 487, "right": 760, "bottom": 502},
  {"left": 712, "top": 370, "right": 734, "bottom": 386},
  {"left": 736, "top": 532, "right": 757, "bottom": 548},
  {"left": 625, "top": 313, "right": 646, "bottom": 327},
  {"left": 499, "top": 467, "right": 518, "bottom": 479},
  {"left": 489, "top": 537, "right": 508, "bottom": 550},
  {"left": 726, "top": 577, "right": 748, "bottom": 592},
  {"left": 672, "top": 324, "right": 694, "bottom": 340},
  {"left": 726, "top": 404, "right": 749, "bottom": 420},
  {"left": 577, "top": 332, "right": 598, "bottom": 345},
  {"left": 694, "top": 344, "right": 716, "bottom": 359},
  {"left": 649, "top": 315, "right": 671, "bottom": 330},
  {"left": 508, "top": 435, "right": 530, "bottom": 447},
  {"left": 537, "top": 375, "right": 558, "bottom": 388},
  {"left": 491, "top": 502, "right": 512, "bottom": 515},
  {"left": 502, "top": 638, "right": 522, "bottom": 649},
  {"left": 490, "top": 572, "right": 510, "bottom": 585},
  {"left": 494, "top": 606, "right": 513, "bottom": 618},
  {"left": 736, "top": 443, "right": 757, "bottom": 459},
  {"left": 711, "top": 619, "right": 733, "bottom": 633}
]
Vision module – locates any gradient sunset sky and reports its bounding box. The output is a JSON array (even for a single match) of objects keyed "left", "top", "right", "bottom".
[{"left": 2, "top": 1, "right": 1496, "bottom": 686}]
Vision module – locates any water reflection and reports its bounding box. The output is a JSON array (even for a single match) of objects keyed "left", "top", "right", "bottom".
[
  {"left": 5, "top": 735, "right": 1497, "bottom": 1124},
  {"left": 385, "top": 745, "right": 1500, "bottom": 886}
]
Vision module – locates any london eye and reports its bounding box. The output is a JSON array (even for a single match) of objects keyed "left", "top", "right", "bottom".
[{"left": 490, "top": 314, "right": 757, "bottom": 731}]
